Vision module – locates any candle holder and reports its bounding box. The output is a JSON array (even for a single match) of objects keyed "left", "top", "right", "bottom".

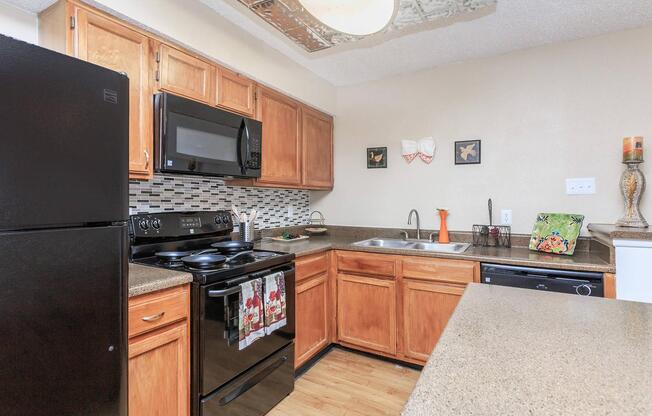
[{"left": 616, "top": 160, "right": 648, "bottom": 228}]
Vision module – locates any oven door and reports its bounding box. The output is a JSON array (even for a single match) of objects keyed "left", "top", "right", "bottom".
[
  {"left": 199, "top": 264, "right": 295, "bottom": 396},
  {"left": 155, "top": 93, "right": 252, "bottom": 177}
]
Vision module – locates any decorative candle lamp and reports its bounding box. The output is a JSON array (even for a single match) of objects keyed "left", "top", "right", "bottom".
[
  {"left": 617, "top": 136, "right": 648, "bottom": 228},
  {"left": 623, "top": 136, "right": 644, "bottom": 162}
]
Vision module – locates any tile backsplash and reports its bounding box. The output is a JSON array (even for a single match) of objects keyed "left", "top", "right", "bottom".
[{"left": 129, "top": 174, "right": 310, "bottom": 229}]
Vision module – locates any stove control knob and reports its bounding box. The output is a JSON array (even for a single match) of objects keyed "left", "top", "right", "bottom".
[
  {"left": 138, "top": 220, "right": 149, "bottom": 231},
  {"left": 151, "top": 219, "right": 161, "bottom": 229},
  {"left": 576, "top": 284, "right": 592, "bottom": 296},
  {"left": 214, "top": 216, "right": 222, "bottom": 225},
  {"left": 223, "top": 214, "right": 231, "bottom": 224}
]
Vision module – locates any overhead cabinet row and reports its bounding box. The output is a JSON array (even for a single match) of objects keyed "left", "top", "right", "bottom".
[{"left": 39, "top": 0, "right": 333, "bottom": 189}]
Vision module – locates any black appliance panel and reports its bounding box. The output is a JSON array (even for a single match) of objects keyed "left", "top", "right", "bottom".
[
  {"left": 200, "top": 344, "right": 294, "bottom": 416},
  {"left": 0, "top": 35, "right": 129, "bottom": 230},
  {"left": 200, "top": 264, "right": 295, "bottom": 395},
  {"left": 130, "top": 210, "right": 233, "bottom": 240},
  {"left": 0, "top": 225, "right": 128, "bottom": 415},
  {"left": 481, "top": 263, "right": 604, "bottom": 297},
  {"left": 155, "top": 93, "right": 261, "bottom": 178}
]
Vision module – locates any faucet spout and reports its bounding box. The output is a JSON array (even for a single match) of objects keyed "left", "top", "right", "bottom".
[{"left": 407, "top": 209, "right": 421, "bottom": 240}]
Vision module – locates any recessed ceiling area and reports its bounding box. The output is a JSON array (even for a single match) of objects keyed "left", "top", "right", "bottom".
[
  {"left": 233, "top": 0, "right": 495, "bottom": 52},
  {"left": 201, "top": 0, "right": 652, "bottom": 86}
]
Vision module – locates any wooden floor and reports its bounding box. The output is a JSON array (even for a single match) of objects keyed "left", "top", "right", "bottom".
[{"left": 269, "top": 348, "right": 421, "bottom": 416}]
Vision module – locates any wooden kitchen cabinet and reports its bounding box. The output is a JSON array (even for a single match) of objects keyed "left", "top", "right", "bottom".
[
  {"left": 337, "top": 273, "right": 397, "bottom": 355},
  {"left": 128, "top": 284, "right": 190, "bottom": 416},
  {"left": 156, "top": 42, "right": 213, "bottom": 104},
  {"left": 295, "top": 253, "right": 331, "bottom": 369},
  {"left": 256, "top": 86, "right": 302, "bottom": 187},
  {"left": 301, "top": 106, "right": 334, "bottom": 189},
  {"left": 402, "top": 280, "right": 465, "bottom": 362},
  {"left": 40, "top": 2, "right": 154, "bottom": 179},
  {"left": 217, "top": 66, "right": 256, "bottom": 117}
]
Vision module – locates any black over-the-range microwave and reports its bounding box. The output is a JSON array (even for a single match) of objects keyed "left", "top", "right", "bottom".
[{"left": 154, "top": 92, "right": 262, "bottom": 178}]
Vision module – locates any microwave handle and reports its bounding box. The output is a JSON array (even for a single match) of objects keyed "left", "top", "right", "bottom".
[{"left": 238, "top": 120, "right": 250, "bottom": 174}]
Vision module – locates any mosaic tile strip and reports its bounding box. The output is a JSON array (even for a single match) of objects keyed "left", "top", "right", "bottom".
[{"left": 129, "top": 174, "right": 310, "bottom": 229}]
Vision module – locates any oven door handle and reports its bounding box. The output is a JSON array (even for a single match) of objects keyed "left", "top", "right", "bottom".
[{"left": 208, "top": 286, "right": 241, "bottom": 298}]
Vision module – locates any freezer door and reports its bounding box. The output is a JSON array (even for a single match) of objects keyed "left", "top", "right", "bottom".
[
  {"left": 0, "top": 35, "right": 128, "bottom": 230},
  {"left": 0, "top": 225, "right": 128, "bottom": 416}
]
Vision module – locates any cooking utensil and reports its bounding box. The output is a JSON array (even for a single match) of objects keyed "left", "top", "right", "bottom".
[
  {"left": 181, "top": 253, "right": 227, "bottom": 269},
  {"left": 231, "top": 205, "right": 242, "bottom": 222},
  {"left": 156, "top": 249, "right": 217, "bottom": 262},
  {"left": 210, "top": 241, "right": 254, "bottom": 254}
]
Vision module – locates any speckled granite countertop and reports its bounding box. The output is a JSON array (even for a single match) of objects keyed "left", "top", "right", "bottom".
[
  {"left": 402, "top": 284, "right": 652, "bottom": 415},
  {"left": 256, "top": 235, "right": 614, "bottom": 273},
  {"left": 128, "top": 263, "right": 193, "bottom": 298},
  {"left": 589, "top": 223, "right": 652, "bottom": 242}
]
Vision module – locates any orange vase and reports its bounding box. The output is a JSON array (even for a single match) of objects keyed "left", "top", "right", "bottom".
[{"left": 438, "top": 209, "right": 450, "bottom": 244}]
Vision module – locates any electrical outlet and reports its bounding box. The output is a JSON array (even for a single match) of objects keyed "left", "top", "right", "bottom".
[
  {"left": 501, "top": 209, "right": 512, "bottom": 226},
  {"left": 287, "top": 205, "right": 294, "bottom": 218},
  {"left": 566, "top": 178, "right": 596, "bottom": 195}
]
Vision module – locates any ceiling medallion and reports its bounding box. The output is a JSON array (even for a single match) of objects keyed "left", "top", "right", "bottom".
[{"left": 237, "top": 0, "right": 497, "bottom": 52}]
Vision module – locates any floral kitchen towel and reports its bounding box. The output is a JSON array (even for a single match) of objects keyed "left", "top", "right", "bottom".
[
  {"left": 264, "top": 271, "right": 287, "bottom": 335},
  {"left": 239, "top": 278, "right": 265, "bottom": 350}
]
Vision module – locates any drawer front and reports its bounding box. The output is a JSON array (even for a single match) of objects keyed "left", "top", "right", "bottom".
[
  {"left": 129, "top": 285, "right": 189, "bottom": 338},
  {"left": 402, "top": 257, "right": 476, "bottom": 284},
  {"left": 296, "top": 252, "right": 329, "bottom": 282},
  {"left": 337, "top": 251, "right": 396, "bottom": 278}
]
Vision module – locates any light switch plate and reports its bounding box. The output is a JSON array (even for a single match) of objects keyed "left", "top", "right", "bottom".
[
  {"left": 566, "top": 178, "right": 596, "bottom": 195},
  {"left": 501, "top": 209, "right": 512, "bottom": 225}
]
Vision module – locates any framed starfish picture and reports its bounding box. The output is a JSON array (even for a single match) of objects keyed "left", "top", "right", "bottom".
[{"left": 454, "top": 140, "right": 481, "bottom": 165}]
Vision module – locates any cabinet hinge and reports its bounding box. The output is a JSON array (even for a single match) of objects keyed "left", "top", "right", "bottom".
[
  {"left": 155, "top": 51, "right": 160, "bottom": 63},
  {"left": 70, "top": 16, "right": 76, "bottom": 29},
  {"left": 155, "top": 69, "right": 160, "bottom": 82}
]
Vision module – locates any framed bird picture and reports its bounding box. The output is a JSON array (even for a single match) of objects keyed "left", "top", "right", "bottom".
[
  {"left": 367, "top": 147, "right": 387, "bottom": 168},
  {"left": 454, "top": 140, "right": 481, "bottom": 165}
]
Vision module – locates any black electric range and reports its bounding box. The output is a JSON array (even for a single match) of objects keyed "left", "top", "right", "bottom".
[{"left": 129, "top": 210, "right": 295, "bottom": 416}]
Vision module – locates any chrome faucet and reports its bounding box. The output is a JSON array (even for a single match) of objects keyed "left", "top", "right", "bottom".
[{"left": 407, "top": 209, "right": 421, "bottom": 240}]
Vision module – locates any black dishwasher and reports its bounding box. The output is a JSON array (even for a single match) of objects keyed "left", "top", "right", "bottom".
[{"left": 481, "top": 263, "right": 604, "bottom": 297}]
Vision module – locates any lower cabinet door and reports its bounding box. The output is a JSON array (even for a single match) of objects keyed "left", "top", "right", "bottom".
[
  {"left": 402, "top": 280, "right": 465, "bottom": 362},
  {"left": 295, "top": 273, "right": 329, "bottom": 368},
  {"left": 337, "top": 274, "right": 397, "bottom": 355},
  {"left": 129, "top": 321, "right": 189, "bottom": 416}
]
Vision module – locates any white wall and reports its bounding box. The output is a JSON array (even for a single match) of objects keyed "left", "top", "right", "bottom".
[
  {"left": 88, "top": 0, "right": 336, "bottom": 114},
  {"left": 313, "top": 25, "right": 652, "bottom": 234},
  {"left": 0, "top": 1, "right": 37, "bottom": 43}
]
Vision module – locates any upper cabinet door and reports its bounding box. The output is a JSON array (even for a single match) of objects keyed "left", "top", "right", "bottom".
[
  {"left": 74, "top": 7, "right": 153, "bottom": 179},
  {"left": 301, "top": 106, "right": 333, "bottom": 189},
  {"left": 256, "top": 86, "right": 302, "bottom": 186},
  {"left": 217, "top": 67, "right": 255, "bottom": 117},
  {"left": 157, "top": 43, "right": 213, "bottom": 104}
]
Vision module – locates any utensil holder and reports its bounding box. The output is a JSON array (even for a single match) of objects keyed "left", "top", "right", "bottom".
[
  {"left": 472, "top": 224, "right": 511, "bottom": 248},
  {"left": 239, "top": 222, "right": 254, "bottom": 243}
]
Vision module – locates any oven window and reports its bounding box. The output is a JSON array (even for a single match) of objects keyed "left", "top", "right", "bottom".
[{"left": 171, "top": 112, "right": 239, "bottom": 162}]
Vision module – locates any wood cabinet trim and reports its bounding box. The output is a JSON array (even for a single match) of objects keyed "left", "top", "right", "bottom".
[
  {"left": 401, "top": 256, "right": 476, "bottom": 284},
  {"left": 336, "top": 251, "right": 397, "bottom": 278},
  {"left": 337, "top": 273, "right": 397, "bottom": 354},
  {"left": 216, "top": 66, "right": 256, "bottom": 117},
  {"left": 128, "top": 284, "right": 189, "bottom": 338},
  {"left": 157, "top": 43, "right": 214, "bottom": 104},
  {"left": 296, "top": 252, "right": 329, "bottom": 282},
  {"left": 301, "top": 105, "right": 334, "bottom": 189},
  {"left": 295, "top": 273, "right": 330, "bottom": 368},
  {"left": 604, "top": 273, "right": 616, "bottom": 299}
]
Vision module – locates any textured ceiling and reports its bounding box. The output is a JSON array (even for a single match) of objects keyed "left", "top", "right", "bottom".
[
  {"left": 201, "top": 0, "right": 652, "bottom": 86},
  {"left": 235, "top": 0, "right": 496, "bottom": 52},
  {"left": 7, "top": 0, "right": 652, "bottom": 86}
]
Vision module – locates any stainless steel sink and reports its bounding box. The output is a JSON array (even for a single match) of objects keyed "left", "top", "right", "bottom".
[{"left": 353, "top": 238, "right": 470, "bottom": 254}]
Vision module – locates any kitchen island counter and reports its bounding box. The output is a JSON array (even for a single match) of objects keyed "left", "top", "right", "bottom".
[{"left": 402, "top": 283, "right": 652, "bottom": 415}]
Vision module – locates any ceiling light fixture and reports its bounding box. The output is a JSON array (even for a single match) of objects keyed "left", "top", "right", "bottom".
[{"left": 298, "top": 0, "right": 397, "bottom": 36}]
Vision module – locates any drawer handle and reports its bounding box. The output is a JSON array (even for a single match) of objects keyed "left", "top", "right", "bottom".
[{"left": 141, "top": 312, "right": 165, "bottom": 322}]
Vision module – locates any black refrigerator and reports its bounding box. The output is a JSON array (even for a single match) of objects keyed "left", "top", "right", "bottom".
[{"left": 0, "top": 35, "right": 128, "bottom": 415}]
